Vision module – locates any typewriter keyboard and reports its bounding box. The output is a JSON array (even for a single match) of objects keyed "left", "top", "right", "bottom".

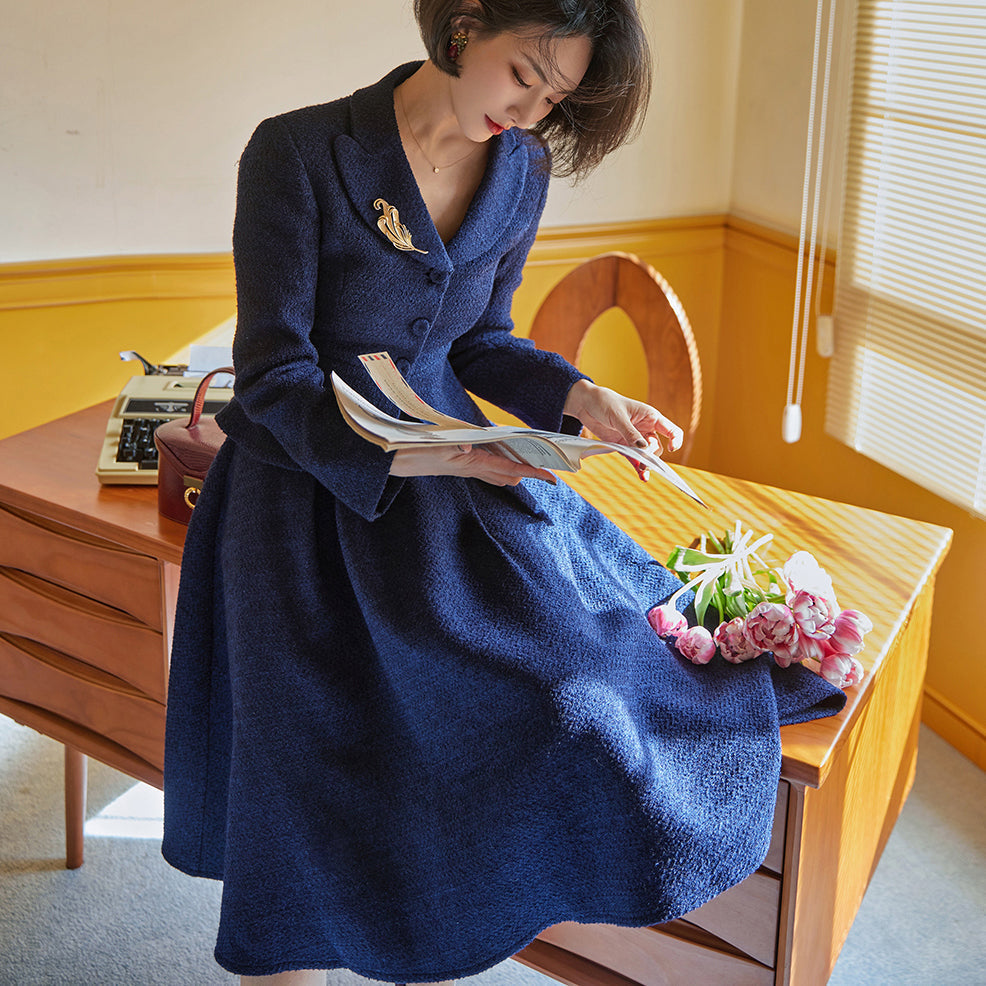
[{"left": 115, "top": 418, "right": 170, "bottom": 470}]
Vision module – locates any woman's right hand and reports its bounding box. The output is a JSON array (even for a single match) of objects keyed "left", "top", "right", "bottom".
[{"left": 389, "top": 444, "right": 557, "bottom": 487}]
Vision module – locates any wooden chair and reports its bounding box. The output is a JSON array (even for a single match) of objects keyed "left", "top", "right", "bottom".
[{"left": 529, "top": 252, "right": 702, "bottom": 464}]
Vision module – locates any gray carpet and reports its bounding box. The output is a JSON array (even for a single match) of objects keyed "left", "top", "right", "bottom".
[{"left": 1, "top": 718, "right": 983, "bottom": 985}]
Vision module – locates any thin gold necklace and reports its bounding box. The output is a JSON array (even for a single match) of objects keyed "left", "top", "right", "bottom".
[{"left": 397, "top": 87, "right": 479, "bottom": 175}]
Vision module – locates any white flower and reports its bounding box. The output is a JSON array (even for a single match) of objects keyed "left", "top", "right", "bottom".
[{"left": 782, "top": 551, "right": 838, "bottom": 611}]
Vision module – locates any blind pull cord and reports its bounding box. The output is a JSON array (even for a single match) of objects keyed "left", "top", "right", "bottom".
[{"left": 784, "top": 0, "right": 838, "bottom": 444}]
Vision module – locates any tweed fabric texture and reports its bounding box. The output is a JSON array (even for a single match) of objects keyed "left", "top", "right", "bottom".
[{"left": 161, "top": 64, "right": 845, "bottom": 980}]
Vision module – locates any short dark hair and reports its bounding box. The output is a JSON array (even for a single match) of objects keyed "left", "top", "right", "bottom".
[{"left": 415, "top": 0, "right": 652, "bottom": 181}]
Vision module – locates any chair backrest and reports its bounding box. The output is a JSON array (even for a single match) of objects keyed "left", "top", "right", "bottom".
[{"left": 528, "top": 251, "right": 702, "bottom": 464}]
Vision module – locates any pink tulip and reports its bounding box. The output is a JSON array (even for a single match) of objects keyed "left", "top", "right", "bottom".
[
  {"left": 787, "top": 588, "right": 837, "bottom": 639},
  {"left": 714, "top": 618, "right": 761, "bottom": 663},
  {"left": 819, "top": 651, "right": 865, "bottom": 688},
  {"left": 676, "top": 625, "right": 716, "bottom": 665},
  {"left": 647, "top": 604, "right": 688, "bottom": 638},
  {"left": 828, "top": 609, "right": 873, "bottom": 656},
  {"left": 791, "top": 632, "right": 825, "bottom": 664},
  {"left": 744, "top": 602, "right": 799, "bottom": 665}
]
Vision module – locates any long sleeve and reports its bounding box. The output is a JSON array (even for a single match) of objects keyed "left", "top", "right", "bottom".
[{"left": 223, "top": 117, "right": 402, "bottom": 521}]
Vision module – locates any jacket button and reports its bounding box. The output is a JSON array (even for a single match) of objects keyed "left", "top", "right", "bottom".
[
  {"left": 395, "top": 357, "right": 411, "bottom": 373},
  {"left": 411, "top": 318, "right": 430, "bottom": 336},
  {"left": 427, "top": 268, "right": 448, "bottom": 285}
]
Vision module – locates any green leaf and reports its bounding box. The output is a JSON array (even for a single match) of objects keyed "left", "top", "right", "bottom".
[
  {"left": 695, "top": 577, "right": 716, "bottom": 625},
  {"left": 673, "top": 547, "right": 728, "bottom": 569},
  {"left": 712, "top": 583, "right": 727, "bottom": 623}
]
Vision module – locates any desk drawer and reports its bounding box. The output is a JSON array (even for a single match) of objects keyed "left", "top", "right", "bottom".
[
  {"left": 537, "top": 920, "right": 773, "bottom": 986},
  {"left": 0, "top": 632, "right": 165, "bottom": 768},
  {"left": 676, "top": 868, "right": 780, "bottom": 967},
  {"left": 0, "top": 505, "right": 163, "bottom": 629},
  {"left": 0, "top": 567, "right": 166, "bottom": 701},
  {"left": 533, "top": 782, "right": 788, "bottom": 979},
  {"left": 668, "top": 782, "right": 787, "bottom": 966}
]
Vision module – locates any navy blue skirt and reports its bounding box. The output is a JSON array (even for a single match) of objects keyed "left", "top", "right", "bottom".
[{"left": 162, "top": 440, "right": 843, "bottom": 979}]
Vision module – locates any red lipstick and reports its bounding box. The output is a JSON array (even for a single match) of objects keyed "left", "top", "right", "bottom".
[{"left": 486, "top": 115, "right": 504, "bottom": 135}]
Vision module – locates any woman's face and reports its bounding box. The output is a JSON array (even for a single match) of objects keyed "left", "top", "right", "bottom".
[{"left": 449, "top": 29, "right": 592, "bottom": 142}]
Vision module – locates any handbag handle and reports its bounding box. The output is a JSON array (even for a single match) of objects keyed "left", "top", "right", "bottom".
[{"left": 187, "top": 367, "right": 235, "bottom": 427}]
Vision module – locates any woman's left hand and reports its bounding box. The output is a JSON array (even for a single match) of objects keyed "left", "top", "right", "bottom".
[{"left": 563, "top": 379, "right": 683, "bottom": 454}]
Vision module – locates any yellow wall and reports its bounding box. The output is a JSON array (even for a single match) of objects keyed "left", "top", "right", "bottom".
[
  {"left": 0, "top": 255, "right": 235, "bottom": 440},
  {"left": 0, "top": 220, "right": 726, "bottom": 467},
  {"left": 1, "top": 219, "right": 983, "bottom": 769},
  {"left": 715, "top": 219, "right": 985, "bottom": 770}
]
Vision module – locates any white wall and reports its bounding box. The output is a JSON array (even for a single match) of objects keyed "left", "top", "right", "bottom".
[
  {"left": 551, "top": 0, "right": 742, "bottom": 225},
  {"left": 729, "top": 0, "right": 854, "bottom": 239},
  {"left": 0, "top": 0, "right": 742, "bottom": 263},
  {"left": 0, "top": 0, "right": 416, "bottom": 262}
]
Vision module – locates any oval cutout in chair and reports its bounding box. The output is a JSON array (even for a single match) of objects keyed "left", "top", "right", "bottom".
[{"left": 529, "top": 252, "right": 702, "bottom": 464}]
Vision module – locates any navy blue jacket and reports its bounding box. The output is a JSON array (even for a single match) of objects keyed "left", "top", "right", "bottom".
[{"left": 217, "top": 61, "right": 586, "bottom": 521}]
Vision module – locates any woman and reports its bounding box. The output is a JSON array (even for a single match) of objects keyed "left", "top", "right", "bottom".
[{"left": 162, "top": 2, "right": 844, "bottom": 984}]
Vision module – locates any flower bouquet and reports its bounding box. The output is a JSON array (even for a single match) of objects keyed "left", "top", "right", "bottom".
[{"left": 647, "top": 522, "right": 873, "bottom": 689}]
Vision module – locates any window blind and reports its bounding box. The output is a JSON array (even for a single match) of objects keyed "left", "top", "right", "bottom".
[{"left": 826, "top": 0, "right": 986, "bottom": 516}]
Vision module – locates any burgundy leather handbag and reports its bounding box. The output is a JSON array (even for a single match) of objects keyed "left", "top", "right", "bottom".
[{"left": 153, "top": 367, "right": 233, "bottom": 524}]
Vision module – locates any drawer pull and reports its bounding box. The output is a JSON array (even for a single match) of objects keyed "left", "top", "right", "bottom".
[
  {"left": 0, "top": 505, "right": 162, "bottom": 629},
  {"left": 0, "top": 568, "right": 166, "bottom": 701},
  {"left": 0, "top": 633, "right": 165, "bottom": 768}
]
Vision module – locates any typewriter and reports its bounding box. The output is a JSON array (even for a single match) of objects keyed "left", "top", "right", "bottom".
[{"left": 96, "top": 350, "right": 234, "bottom": 485}]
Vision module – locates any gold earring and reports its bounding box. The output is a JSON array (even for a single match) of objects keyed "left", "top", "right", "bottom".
[{"left": 447, "top": 30, "right": 468, "bottom": 61}]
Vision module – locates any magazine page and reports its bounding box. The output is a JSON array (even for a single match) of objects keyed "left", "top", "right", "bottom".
[
  {"left": 358, "top": 352, "right": 475, "bottom": 429},
  {"left": 331, "top": 354, "right": 707, "bottom": 507},
  {"left": 540, "top": 431, "right": 706, "bottom": 505},
  {"left": 331, "top": 372, "right": 582, "bottom": 471}
]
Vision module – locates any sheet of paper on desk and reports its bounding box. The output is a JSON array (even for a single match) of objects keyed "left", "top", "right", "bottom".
[{"left": 185, "top": 345, "right": 234, "bottom": 387}]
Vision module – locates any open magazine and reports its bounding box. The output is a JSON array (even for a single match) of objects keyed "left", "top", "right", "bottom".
[{"left": 331, "top": 352, "right": 707, "bottom": 507}]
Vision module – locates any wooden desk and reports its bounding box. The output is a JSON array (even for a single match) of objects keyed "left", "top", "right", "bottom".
[
  {"left": 0, "top": 403, "right": 951, "bottom": 986},
  {"left": 0, "top": 402, "right": 185, "bottom": 869}
]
